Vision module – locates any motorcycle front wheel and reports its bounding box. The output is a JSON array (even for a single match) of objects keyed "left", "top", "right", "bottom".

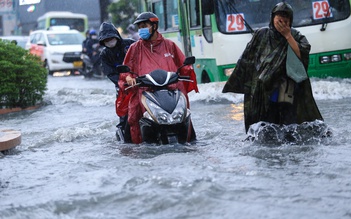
[{"left": 166, "top": 135, "right": 178, "bottom": 144}]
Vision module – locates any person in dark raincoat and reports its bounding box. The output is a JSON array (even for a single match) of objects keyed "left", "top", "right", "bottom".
[
  {"left": 82, "top": 29, "right": 90, "bottom": 54},
  {"left": 120, "top": 12, "right": 199, "bottom": 144},
  {"left": 98, "top": 22, "right": 135, "bottom": 142},
  {"left": 85, "top": 29, "right": 102, "bottom": 76},
  {"left": 85, "top": 30, "right": 99, "bottom": 61},
  {"left": 222, "top": 2, "right": 323, "bottom": 133}
]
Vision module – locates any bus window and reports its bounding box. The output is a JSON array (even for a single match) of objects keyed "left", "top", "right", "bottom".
[
  {"left": 202, "top": 14, "right": 213, "bottom": 43},
  {"left": 291, "top": 0, "right": 350, "bottom": 26},
  {"left": 153, "top": 1, "right": 165, "bottom": 31},
  {"left": 152, "top": 0, "right": 180, "bottom": 31},
  {"left": 215, "top": 0, "right": 271, "bottom": 34},
  {"left": 189, "top": 0, "right": 200, "bottom": 28},
  {"left": 166, "top": 0, "right": 179, "bottom": 30}
]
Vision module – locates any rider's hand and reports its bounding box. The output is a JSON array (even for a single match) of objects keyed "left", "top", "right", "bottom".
[{"left": 126, "top": 76, "right": 136, "bottom": 86}]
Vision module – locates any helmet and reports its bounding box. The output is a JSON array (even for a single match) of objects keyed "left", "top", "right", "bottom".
[
  {"left": 271, "top": 2, "right": 293, "bottom": 26},
  {"left": 89, "top": 29, "right": 97, "bottom": 35},
  {"left": 133, "top": 12, "right": 159, "bottom": 25}
]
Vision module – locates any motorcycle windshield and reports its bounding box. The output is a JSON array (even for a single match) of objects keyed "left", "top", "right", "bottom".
[
  {"left": 142, "top": 70, "right": 178, "bottom": 87},
  {"left": 142, "top": 90, "right": 180, "bottom": 114}
]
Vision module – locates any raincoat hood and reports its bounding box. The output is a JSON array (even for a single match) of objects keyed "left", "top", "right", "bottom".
[
  {"left": 98, "top": 22, "right": 122, "bottom": 46},
  {"left": 269, "top": 2, "right": 294, "bottom": 30}
]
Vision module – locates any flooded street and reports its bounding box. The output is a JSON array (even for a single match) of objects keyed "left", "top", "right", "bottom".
[{"left": 1, "top": 75, "right": 351, "bottom": 219}]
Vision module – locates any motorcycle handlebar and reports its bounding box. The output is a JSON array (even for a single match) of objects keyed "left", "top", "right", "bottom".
[{"left": 178, "top": 75, "right": 190, "bottom": 80}]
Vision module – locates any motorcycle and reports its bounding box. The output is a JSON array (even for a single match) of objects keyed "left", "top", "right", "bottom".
[
  {"left": 80, "top": 43, "right": 104, "bottom": 78},
  {"left": 116, "top": 56, "right": 197, "bottom": 144}
]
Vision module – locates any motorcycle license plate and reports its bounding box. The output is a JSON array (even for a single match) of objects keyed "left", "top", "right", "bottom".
[{"left": 73, "top": 61, "right": 83, "bottom": 67}]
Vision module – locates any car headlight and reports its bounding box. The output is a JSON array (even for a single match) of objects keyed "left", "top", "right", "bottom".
[{"left": 144, "top": 94, "right": 187, "bottom": 125}]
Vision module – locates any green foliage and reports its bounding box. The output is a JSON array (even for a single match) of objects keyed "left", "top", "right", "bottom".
[
  {"left": 108, "top": 0, "right": 141, "bottom": 32},
  {"left": 0, "top": 39, "right": 47, "bottom": 109}
]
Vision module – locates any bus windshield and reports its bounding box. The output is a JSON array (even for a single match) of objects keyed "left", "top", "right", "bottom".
[
  {"left": 49, "top": 18, "right": 85, "bottom": 32},
  {"left": 214, "top": 0, "right": 351, "bottom": 34}
]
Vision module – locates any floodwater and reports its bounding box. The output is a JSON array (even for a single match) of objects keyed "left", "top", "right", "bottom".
[{"left": 1, "top": 75, "right": 351, "bottom": 219}]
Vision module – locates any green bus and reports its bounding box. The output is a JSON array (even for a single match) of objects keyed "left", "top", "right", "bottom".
[
  {"left": 144, "top": 0, "right": 351, "bottom": 83},
  {"left": 36, "top": 11, "right": 88, "bottom": 35}
]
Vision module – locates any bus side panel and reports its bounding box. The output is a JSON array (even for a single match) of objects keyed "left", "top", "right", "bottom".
[
  {"left": 308, "top": 50, "right": 351, "bottom": 78},
  {"left": 297, "top": 18, "right": 351, "bottom": 78}
]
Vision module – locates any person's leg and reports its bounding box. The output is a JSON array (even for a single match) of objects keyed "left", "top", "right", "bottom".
[
  {"left": 279, "top": 102, "right": 297, "bottom": 125},
  {"left": 123, "top": 118, "right": 132, "bottom": 143},
  {"left": 116, "top": 116, "right": 127, "bottom": 142},
  {"left": 264, "top": 101, "right": 279, "bottom": 124},
  {"left": 127, "top": 101, "right": 143, "bottom": 144}
]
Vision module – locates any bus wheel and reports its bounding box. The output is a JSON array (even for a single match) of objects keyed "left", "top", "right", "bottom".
[{"left": 201, "top": 72, "right": 211, "bottom": 83}]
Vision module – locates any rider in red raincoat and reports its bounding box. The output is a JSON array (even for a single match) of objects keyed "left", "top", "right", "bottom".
[{"left": 119, "top": 12, "right": 199, "bottom": 144}]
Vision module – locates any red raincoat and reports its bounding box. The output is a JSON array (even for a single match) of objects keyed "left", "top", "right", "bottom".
[{"left": 119, "top": 32, "right": 199, "bottom": 144}]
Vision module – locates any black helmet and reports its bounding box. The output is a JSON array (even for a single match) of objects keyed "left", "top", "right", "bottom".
[
  {"left": 133, "top": 12, "right": 159, "bottom": 25},
  {"left": 271, "top": 2, "right": 293, "bottom": 26}
]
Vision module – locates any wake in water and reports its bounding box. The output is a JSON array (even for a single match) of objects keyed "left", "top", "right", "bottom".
[
  {"left": 246, "top": 120, "right": 333, "bottom": 146},
  {"left": 119, "top": 142, "right": 198, "bottom": 159}
]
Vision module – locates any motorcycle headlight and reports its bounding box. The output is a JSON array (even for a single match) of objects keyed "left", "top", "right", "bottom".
[{"left": 144, "top": 95, "right": 187, "bottom": 125}]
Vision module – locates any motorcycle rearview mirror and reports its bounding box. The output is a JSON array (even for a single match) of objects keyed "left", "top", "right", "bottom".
[
  {"left": 177, "top": 56, "right": 196, "bottom": 74},
  {"left": 116, "top": 65, "right": 130, "bottom": 74},
  {"left": 183, "top": 56, "right": 195, "bottom": 65}
]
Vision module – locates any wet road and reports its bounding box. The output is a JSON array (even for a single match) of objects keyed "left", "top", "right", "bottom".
[{"left": 1, "top": 76, "right": 351, "bottom": 219}]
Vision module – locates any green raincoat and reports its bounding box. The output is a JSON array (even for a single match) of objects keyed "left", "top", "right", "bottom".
[{"left": 222, "top": 26, "right": 323, "bottom": 133}]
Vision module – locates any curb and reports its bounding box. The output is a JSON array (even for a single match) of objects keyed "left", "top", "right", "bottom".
[{"left": 0, "top": 106, "right": 40, "bottom": 115}]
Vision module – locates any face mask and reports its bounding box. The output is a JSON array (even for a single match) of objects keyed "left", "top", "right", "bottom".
[
  {"left": 138, "top": 27, "right": 151, "bottom": 40},
  {"left": 105, "top": 38, "right": 117, "bottom": 48}
]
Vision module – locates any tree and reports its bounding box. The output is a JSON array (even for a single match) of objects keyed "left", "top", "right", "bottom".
[
  {"left": 99, "top": 0, "right": 111, "bottom": 23},
  {"left": 107, "top": 0, "right": 140, "bottom": 32},
  {"left": 0, "top": 40, "right": 47, "bottom": 109}
]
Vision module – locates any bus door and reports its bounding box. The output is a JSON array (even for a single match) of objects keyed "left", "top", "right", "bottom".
[{"left": 178, "top": 0, "right": 192, "bottom": 57}]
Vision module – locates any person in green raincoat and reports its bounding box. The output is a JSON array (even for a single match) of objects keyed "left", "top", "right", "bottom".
[{"left": 222, "top": 2, "right": 323, "bottom": 133}]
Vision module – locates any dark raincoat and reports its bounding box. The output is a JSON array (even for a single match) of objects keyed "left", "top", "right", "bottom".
[
  {"left": 99, "top": 22, "right": 135, "bottom": 81},
  {"left": 85, "top": 37, "right": 99, "bottom": 60},
  {"left": 98, "top": 22, "right": 135, "bottom": 117},
  {"left": 120, "top": 32, "right": 199, "bottom": 144},
  {"left": 222, "top": 25, "right": 323, "bottom": 133}
]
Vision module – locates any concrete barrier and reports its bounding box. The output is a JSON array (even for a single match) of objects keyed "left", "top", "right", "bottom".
[{"left": 0, "top": 129, "right": 21, "bottom": 151}]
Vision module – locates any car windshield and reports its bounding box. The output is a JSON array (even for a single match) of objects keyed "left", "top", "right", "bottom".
[
  {"left": 214, "top": 0, "right": 351, "bottom": 34},
  {"left": 47, "top": 33, "right": 83, "bottom": 45}
]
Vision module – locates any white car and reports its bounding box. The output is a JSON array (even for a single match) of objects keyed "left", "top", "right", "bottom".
[
  {"left": 0, "top": 35, "right": 29, "bottom": 49},
  {"left": 27, "top": 29, "right": 84, "bottom": 75}
]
